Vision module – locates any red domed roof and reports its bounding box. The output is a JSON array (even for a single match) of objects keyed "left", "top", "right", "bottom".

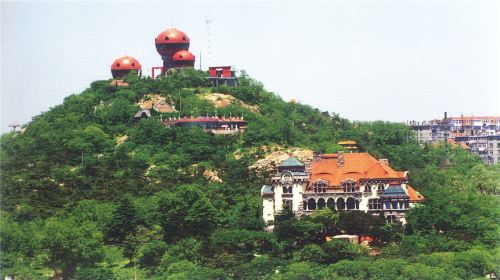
[
  {"left": 172, "top": 50, "right": 195, "bottom": 61},
  {"left": 155, "top": 28, "right": 190, "bottom": 45},
  {"left": 111, "top": 56, "right": 142, "bottom": 71}
]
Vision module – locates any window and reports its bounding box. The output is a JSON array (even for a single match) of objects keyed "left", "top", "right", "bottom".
[
  {"left": 327, "top": 198, "right": 335, "bottom": 210},
  {"left": 283, "top": 200, "right": 292, "bottom": 209},
  {"left": 165, "top": 36, "right": 169, "bottom": 40},
  {"left": 318, "top": 198, "right": 326, "bottom": 209},
  {"left": 387, "top": 215, "right": 396, "bottom": 223},
  {"left": 308, "top": 198, "right": 316, "bottom": 210},
  {"left": 342, "top": 181, "right": 356, "bottom": 192},
  {"left": 364, "top": 184, "right": 371, "bottom": 192},
  {"left": 182, "top": 36, "right": 186, "bottom": 40},
  {"left": 391, "top": 201, "right": 398, "bottom": 209},
  {"left": 368, "top": 199, "right": 382, "bottom": 210},
  {"left": 314, "top": 181, "right": 327, "bottom": 193},
  {"left": 283, "top": 186, "right": 293, "bottom": 194},
  {"left": 346, "top": 197, "right": 355, "bottom": 210},
  {"left": 337, "top": 198, "right": 345, "bottom": 210},
  {"left": 399, "top": 200, "right": 405, "bottom": 209},
  {"left": 378, "top": 184, "right": 385, "bottom": 192}
]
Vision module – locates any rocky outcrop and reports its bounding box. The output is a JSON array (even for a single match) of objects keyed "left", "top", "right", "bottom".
[{"left": 198, "top": 93, "right": 259, "bottom": 113}]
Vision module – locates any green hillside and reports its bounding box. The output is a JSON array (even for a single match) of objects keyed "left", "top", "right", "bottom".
[{"left": 1, "top": 69, "right": 498, "bottom": 279}]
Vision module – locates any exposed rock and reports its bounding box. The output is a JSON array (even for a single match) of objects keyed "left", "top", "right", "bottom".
[
  {"left": 199, "top": 93, "right": 259, "bottom": 113},
  {"left": 250, "top": 146, "right": 314, "bottom": 171},
  {"left": 203, "top": 169, "right": 223, "bottom": 183},
  {"left": 116, "top": 135, "right": 128, "bottom": 146},
  {"left": 110, "top": 79, "right": 128, "bottom": 87},
  {"left": 137, "top": 94, "right": 177, "bottom": 113}
]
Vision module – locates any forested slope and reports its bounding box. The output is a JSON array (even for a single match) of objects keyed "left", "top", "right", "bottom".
[{"left": 1, "top": 69, "right": 498, "bottom": 279}]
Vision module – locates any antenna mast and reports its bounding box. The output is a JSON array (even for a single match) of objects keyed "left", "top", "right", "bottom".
[
  {"left": 205, "top": 17, "right": 213, "bottom": 69},
  {"left": 8, "top": 122, "right": 20, "bottom": 133}
]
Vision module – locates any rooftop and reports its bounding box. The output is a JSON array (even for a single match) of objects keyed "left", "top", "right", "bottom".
[
  {"left": 279, "top": 157, "right": 304, "bottom": 167},
  {"left": 310, "top": 153, "right": 405, "bottom": 187}
]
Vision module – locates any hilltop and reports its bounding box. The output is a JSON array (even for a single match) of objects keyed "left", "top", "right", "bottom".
[{"left": 0, "top": 69, "right": 498, "bottom": 279}]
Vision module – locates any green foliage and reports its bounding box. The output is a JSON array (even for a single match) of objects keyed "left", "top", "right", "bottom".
[
  {"left": 1, "top": 69, "right": 498, "bottom": 278},
  {"left": 74, "top": 267, "right": 116, "bottom": 280}
]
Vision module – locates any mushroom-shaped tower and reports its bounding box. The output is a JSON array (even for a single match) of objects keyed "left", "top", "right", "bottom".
[
  {"left": 172, "top": 50, "right": 196, "bottom": 68},
  {"left": 155, "top": 28, "right": 190, "bottom": 71},
  {"left": 111, "top": 56, "right": 142, "bottom": 79}
]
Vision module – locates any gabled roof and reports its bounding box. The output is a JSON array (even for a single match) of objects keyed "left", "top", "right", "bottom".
[
  {"left": 279, "top": 157, "right": 304, "bottom": 167},
  {"left": 380, "top": 185, "right": 408, "bottom": 198},
  {"left": 309, "top": 153, "right": 405, "bottom": 187}
]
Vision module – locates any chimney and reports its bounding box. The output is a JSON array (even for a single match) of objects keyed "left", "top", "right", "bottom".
[
  {"left": 379, "top": 159, "right": 389, "bottom": 165},
  {"left": 337, "top": 151, "right": 344, "bottom": 167}
]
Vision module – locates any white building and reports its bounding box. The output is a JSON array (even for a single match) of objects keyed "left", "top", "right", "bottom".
[{"left": 261, "top": 152, "right": 424, "bottom": 224}]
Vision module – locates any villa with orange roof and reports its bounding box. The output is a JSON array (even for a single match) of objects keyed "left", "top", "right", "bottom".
[{"left": 261, "top": 152, "right": 424, "bottom": 224}]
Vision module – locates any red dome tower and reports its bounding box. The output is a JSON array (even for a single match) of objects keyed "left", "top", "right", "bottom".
[
  {"left": 111, "top": 56, "right": 142, "bottom": 79},
  {"left": 155, "top": 28, "right": 191, "bottom": 71},
  {"left": 172, "top": 50, "right": 196, "bottom": 68}
]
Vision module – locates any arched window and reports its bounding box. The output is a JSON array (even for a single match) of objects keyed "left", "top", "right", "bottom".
[
  {"left": 364, "top": 184, "right": 371, "bottom": 192},
  {"left": 327, "top": 198, "right": 335, "bottom": 210},
  {"left": 337, "top": 198, "right": 345, "bottom": 210},
  {"left": 308, "top": 198, "right": 316, "bottom": 210},
  {"left": 355, "top": 200, "right": 360, "bottom": 209},
  {"left": 318, "top": 198, "right": 326, "bottom": 209},
  {"left": 346, "top": 197, "right": 355, "bottom": 210},
  {"left": 378, "top": 183, "right": 385, "bottom": 191},
  {"left": 342, "top": 181, "right": 357, "bottom": 192}
]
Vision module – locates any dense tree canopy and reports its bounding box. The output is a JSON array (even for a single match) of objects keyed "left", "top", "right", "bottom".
[{"left": 0, "top": 69, "right": 498, "bottom": 279}]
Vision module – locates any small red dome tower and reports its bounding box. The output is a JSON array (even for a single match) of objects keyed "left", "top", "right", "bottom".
[
  {"left": 172, "top": 50, "right": 196, "bottom": 68},
  {"left": 111, "top": 56, "right": 142, "bottom": 79},
  {"left": 155, "top": 28, "right": 191, "bottom": 71}
]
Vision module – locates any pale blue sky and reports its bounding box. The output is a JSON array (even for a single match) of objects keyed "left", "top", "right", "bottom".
[{"left": 2, "top": 1, "right": 500, "bottom": 133}]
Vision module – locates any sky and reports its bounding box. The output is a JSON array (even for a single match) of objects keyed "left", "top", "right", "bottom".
[{"left": 2, "top": 1, "right": 500, "bottom": 133}]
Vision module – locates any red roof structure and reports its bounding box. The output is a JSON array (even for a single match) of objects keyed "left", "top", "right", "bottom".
[
  {"left": 155, "top": 28, "right": 190, "bottom": 56},
  {"left": 111, "top": 56, "right": 142, "bottom": 70},
  {"left": 172, "top": 50, "right": 196, "bottom": 68},
  {"left": 309, "top": 153, "right": 406, "bottom": 188},
  {"left": 111, "top": 56, "right": 142, "bottom": 78},
  {"left": 407, "top": 185, "right": 424, "bottom": 202}
]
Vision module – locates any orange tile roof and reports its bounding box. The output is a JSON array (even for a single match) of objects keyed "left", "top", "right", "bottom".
[
  {"left": 407, "top": 185, "right": 424, "bottom": 202},
  {"left": 310, "top": 153, "right": 406, "bottom": 187}
]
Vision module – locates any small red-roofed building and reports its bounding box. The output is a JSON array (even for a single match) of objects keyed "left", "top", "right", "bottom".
[
  {"left": 261, "top": 152, "right": 424, "bottom": 224},
  {"left": 208, "top": 66, "right": 237, "bottom": 86},
  {"left": 162, "top": 116, "right": 247, "bottom": 135}
]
